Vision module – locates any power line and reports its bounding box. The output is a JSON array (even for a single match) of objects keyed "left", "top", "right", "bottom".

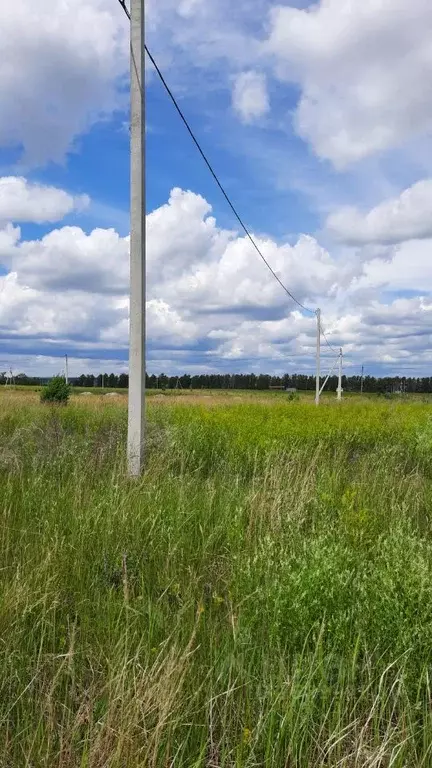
[
  {"left": 320, "top": 325, "right": 339, "bottom": 354},
  {"left": 115, "top": 0, "right": 315, "bottom": 315}
]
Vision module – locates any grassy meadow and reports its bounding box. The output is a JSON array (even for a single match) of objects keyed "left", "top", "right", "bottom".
[{"left": 1, "top": 388, "right": 432, "bottom": 766}]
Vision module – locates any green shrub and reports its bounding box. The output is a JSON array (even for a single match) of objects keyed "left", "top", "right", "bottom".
[{"left": 40, "top": 376, "right": 70, "bottom": 404}]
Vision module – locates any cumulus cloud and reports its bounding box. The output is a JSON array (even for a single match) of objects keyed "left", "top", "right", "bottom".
[
  {"left": 0, "top": 271, "right": 124, "bottom": 342},
  {"left": 147, "top": 0, "right": 264, "bottom": 71},
  {"left": 337, "top": 298, "right": 432, "bottom": 370},
  {"left": 1, "top": 186, "right": 339, "bottom": 310},
  {"left": 207, "top": 312, "right": 315, "bottom": 362},
  {"left": 354, "top": 238, "right": 432, "bottom": 294},
  {"left": 0, "top": 176, "right": 89, "bottom": 224},
  {"left": 100, "top": 299, "right": 197, "bottom": 347},
  {"left": 146, "top": 189, "right": 342, "bottom": 313},
  {"left": 327, "top": 180, "right": 432, "bottom": 245},
  {"left": 232, "top": 71, "right": 270, "bottom": 124},
  {"left": 6, "top": 0, "right": 429, "bottom": 176},
  {"left": 0, "top": 0, "right": 128, "bottom": 165},
  {"left": 0, "top": 223, "right": 20, "bottom": 253},
  {"left": 1, "top": 182, "right": 432, "bottom": 375},
  {"left": 0, "top": 226, "right": 129, "bottom": 295},
  {"left": 265, "top": 0, "right": 432, "bottom": 167},
  {"left": 0, "top": 184, "right": 334, "bottom": 371}
]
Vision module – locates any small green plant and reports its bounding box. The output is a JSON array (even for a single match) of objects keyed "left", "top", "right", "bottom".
[{"left": 40, "top": 376, "right": 70, "bottom": 404}]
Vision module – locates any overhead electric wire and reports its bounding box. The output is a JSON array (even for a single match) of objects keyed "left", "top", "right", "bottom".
[
  {"left": 320, "top": 325, "right": 339, "bottom": 354},
  {"left": 115, "top": 0, "right": 315, "bottom": 315}
]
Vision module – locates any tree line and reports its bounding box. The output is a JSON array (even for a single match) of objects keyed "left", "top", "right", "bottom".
[{"left": 3, "top": 371, "right": 432, "bottom": 393}]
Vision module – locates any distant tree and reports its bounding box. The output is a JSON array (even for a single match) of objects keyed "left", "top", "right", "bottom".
[{"left": 65, "top": 370, "right": 432, "bottom": 395}]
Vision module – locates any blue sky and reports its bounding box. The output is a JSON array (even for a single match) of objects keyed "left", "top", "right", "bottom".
[{"left": 1, "top": 0, "right": 432, "bottom": 378}]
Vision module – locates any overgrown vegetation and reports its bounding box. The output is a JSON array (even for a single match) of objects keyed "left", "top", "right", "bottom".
[{"left": 1, "top": 390, "right": 432, "bottom": 766}]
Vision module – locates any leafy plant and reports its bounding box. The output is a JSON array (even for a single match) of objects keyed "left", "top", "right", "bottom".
[{"left": 40, "top": 375, "right": 70, "bottom": 404}]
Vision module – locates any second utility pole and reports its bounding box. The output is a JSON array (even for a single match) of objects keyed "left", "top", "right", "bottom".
[
  {"left": 337, "top": 347, "right": 343, "bottom": 401},
  {"left": 127, "top": 0, "right": 146, "bottom": 476},
  {"left": 315, "top": 308, "right": 321, "bottom": 406}
]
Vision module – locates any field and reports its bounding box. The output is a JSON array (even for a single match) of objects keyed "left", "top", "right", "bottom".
[{"left": 1, "top": 389, "right": 432, "bottom": 767}]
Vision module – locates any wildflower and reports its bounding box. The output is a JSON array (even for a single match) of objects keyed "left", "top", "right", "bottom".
[{"left": 212, "top": 594, "right": 224, "bottom": 606}]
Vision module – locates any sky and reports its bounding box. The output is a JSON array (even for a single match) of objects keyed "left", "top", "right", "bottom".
[{"left": 1, "top": 0, "right": 432, "bottom": 379}]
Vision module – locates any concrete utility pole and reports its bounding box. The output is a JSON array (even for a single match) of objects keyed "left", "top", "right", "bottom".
[
  {"left": 337, "top": 347, "right": 343, "bottom": 401},
  {"left": 315, "top": 308, "right": 321, "bottom": 406},
  {"left": 360, "top": 364, "right": 364, "bottom": 395},
  {"left": 65, "top": 354, "right": 69, "bottom": 385},
  {"left": 127, "top": 0, "right": 146, "bottom": 476}
]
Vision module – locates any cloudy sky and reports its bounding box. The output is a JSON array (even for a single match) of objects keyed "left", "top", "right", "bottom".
[{"left": 1, "top": 0, "right": 432, "bottom": 378}]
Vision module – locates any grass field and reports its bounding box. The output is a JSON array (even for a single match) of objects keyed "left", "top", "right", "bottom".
[{"left": 1, "top": 388, "right": 432, "bottom": 766}]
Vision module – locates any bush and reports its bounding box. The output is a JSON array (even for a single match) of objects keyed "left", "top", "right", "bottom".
[{"left": 40, "top": 376, "right": 70, "bottom": 404}]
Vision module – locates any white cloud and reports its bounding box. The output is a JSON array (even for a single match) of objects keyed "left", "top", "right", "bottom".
[
  {"left": 170, "top": 232, "right": 339, "bottom": 313},
  {"left": 145, "top": 189, "right": 341, "bottom": 313},
  {"left": 207, "top": 312, "right": 314, "bottom": 361},
  {"left": 0, "top": 223, "right": 20, "bottom": 253},
  {"left": 354, "top": 238, "right": 432, "bottom": 294},
  {"left": 232, "top": 71, "right": 270, "bottom": 124},
  {"left": 327, "top": 179, "right": 432, "bottom": 245},
  {"left": 0, "top": 271, "right": 194, "bottom": 354},
  {"left": 0, "top": 225, "right": 129, "bottom": 295},
  {"left": 0, "top": 271, "right": 123, "bottom": 341},
  {"left": 146, "top": 187, "right": 231, "bottom": 287},
  {"left": 0, "top": 0, "right": 128, "bottom": 165},
  {"left": 6, "top": 0, "right": 428, "bottom": 179},
  {"left": 100, "top": 299, "right": 196, "bottom": 346},
  {"left": 177, "top": 0, "right": 205, "bottom": 18},
  {"left": 146, "top": 299, "right": 196, "bottom": 342},
  {"left": 0, "top": 186, "right": 339, "bottom": 310},
  {"left": 1, "top": 183, "right": 432, "bottom": 375},
  {"left": 265, "top": 0, "right": 432, "bottom": 167},
  {"left": 0, "top": 176, "right": 89, "bottom": 224},
  {"left": 147, "top": 0, "right": 264, "bottom": 71},
  {"left": 337, "top": 298, "right": 432, "bottom": 368}
]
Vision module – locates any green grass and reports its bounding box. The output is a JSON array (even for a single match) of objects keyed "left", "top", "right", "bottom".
[{"left": 1, "top": 391, "right": 432, "bottom": 766}]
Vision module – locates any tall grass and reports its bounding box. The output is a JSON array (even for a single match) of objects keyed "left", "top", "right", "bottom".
[{"left": 1, "top": 391, "right": 432, "bottom": 766}]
